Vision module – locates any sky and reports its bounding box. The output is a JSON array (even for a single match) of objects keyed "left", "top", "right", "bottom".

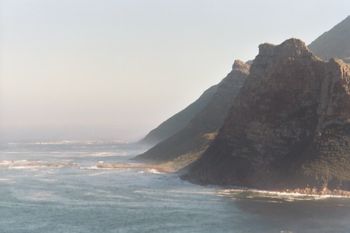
[{"left": 0, "top": 0, "right": 349, "bottom": 142}]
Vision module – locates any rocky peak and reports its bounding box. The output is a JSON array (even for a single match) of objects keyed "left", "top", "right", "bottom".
[
  {"left": 135, "top": 57, "right": 249, "bottom": 163},
  {"left": 184, "top": 38, "right": 350, "bottom": 191},
  {"left": 232, "top": 59, "right": 250, "bottom": 73},
  {"left": 258, "top": 38, "right": 312, "bottom": 60},
  {"left": 250, "top": 38, "right": 316, "bottom": 82}
]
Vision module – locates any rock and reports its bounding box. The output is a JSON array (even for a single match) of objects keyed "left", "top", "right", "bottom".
[
  {"left": 139, "top": 83, "right": 218, "bottom": 146},
  {"left": 135, "top": 60, "right": 250, "bottom": 163},
  {"left": 184, "top": 38, "right": 350, "bottom": 191}
]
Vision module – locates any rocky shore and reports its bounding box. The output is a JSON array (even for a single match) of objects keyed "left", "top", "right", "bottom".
[{"left": 184, "top": 38, "right": 350, "bottom": 191}]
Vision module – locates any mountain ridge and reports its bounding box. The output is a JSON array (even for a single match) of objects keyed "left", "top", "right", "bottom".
[
  {"left": 135, "top": 60, "right": 250, "bottom": 163},
  {"left": 139, "top": 84, "right": 218, "bottom": 146},
  {"left": 184, "top": 38, "right": 350, "bottom": 191},
  {"left": 309, "top": 15, "right": 350, "bottom": 63}
]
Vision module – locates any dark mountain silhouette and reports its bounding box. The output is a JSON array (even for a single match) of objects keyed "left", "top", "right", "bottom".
[
  {"left": 184, "top": 39, "right": 350, "bottom": 191},
  {"left": 140, "top": 85, "right": 217, "bottom": 145},
  {"left": 135, "top": 61, "right": 250, "bottom": 164}
]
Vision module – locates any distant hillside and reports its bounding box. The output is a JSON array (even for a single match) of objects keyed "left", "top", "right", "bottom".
[
  {"left": 140, "top": 85, "right": 218, "bottom": 146},
  {"left": 309, "top": 15, "right": 350, "bottom": 63},
  {"left": 184, "top": 39, "right": 350, "bottom": 191},
  {"left": 136, "top": 60, "right": 250, "bottom": 163}
]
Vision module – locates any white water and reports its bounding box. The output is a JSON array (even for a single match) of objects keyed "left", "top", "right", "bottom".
[{"left": 0, "top": 141, "right": 350, "bottom": 233}]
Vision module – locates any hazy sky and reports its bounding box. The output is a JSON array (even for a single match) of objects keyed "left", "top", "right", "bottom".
[{"left": 1, "top": 0, "right": 349, "bottom": 142}]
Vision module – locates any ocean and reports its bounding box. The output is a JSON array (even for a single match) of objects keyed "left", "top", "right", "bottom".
[{"left": 0, "top": 141, "right": 349, "bottom": 233}]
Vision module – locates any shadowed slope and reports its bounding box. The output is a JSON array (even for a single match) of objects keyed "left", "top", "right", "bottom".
[
  {"left": 140, "top": 85, "right": 218, "bottom": 146},
  {"left": 185, "top": 39, "right": 350, "bottom": 191},
  {"left": 309, "top": 15, "right": 350, "bottom": 63},
  {"left": 136, "top": 60, "right": 250, "bottom": 163}
]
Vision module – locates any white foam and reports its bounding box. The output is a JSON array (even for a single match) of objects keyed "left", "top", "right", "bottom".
[
  {"left": 146, "top": 168, "right": 163, "bottom": 174},
  {"left": 80, "top": 166, "right": 100, "bottom": 170},
  {"left": 168, "top": 190, "right": 215, "bottom": 195},
  {"left": 9, "top": 139, "right": 128, "bottom": 146},
  {"left": 88, "top": 152, "right": 127, "bottom": 157},
  {"left": 0, "top": 151, "right": 31, "bottom": 154},
  {"left": 31, "top": 140, "right": 77, "bottom": 145},
  {"left": 0, "top": 178, "right": 12, "bottom": 183},
  {"left": 0, "top": 160, "right": 76, "bottom": 170},
  {"left": 24, "top": 191, "right": 56, "bottom": 202},
  {"left": 217, "top": 188, "right": 350, "bottom": 201}
]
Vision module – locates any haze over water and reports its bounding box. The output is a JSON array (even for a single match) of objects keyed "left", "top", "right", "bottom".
[
  {"left": 0, "top": 141, "right": 349, "bottom": 233},
  {"left": 2, "top": 0, "right": 350, "bottom": 142},
  {"left": 2, "top": 1, "right": 350, "bottom": 232}
]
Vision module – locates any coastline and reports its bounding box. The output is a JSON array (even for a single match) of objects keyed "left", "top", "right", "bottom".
[
  {"left": 95, "top": 161, "right": 176, "bottom": 173},
  {"left": 217, "top": 187, "right": 350, "bottom": 200},
  {"left": 96, "top": 161, "right": 350, "bottom": 199}
]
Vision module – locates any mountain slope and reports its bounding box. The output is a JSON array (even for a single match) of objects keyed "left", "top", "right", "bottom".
[
  {"left": 184, "top": 39, "right": 350, "bottom": 191},
  {"left": 140, "top": 85, "right": 218, "bottom": 145},
  {"left": 309, "top": 15, "right": 350, "bottom": 63},
  {"left": 136, "top": 60, "right": 250, "bottom": 163}
]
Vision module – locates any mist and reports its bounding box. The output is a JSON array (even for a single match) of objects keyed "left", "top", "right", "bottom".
[{"left": 1, "top": 0, "right": 349, "bottom": 142}]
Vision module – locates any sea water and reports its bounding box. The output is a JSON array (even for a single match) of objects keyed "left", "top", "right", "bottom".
[{"left": 0, "top": 141, "right": 350, "bottom": 233}]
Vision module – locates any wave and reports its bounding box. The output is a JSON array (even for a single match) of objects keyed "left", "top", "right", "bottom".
[
  {"left": 88, "top": 152, "right": 127, "bottom": 157},
  {"left": 146, "top": 168, "right": 164, "bottom": 174},
  {"left": 7, "top": 140, "right": 128, "bottom": 146},
  {"left": 0, "top": 160, "right": 77, "bottom": 170},
  {"left": 80, "top": 165, "right": 100, "bottom": 170},
  {"left": 94, "top": 162, "right": 170, "bottom": 174},
  {"left": 0, "top": 178, "right": 15, "bottom": 184},
  {"left": 216, "top": 188, "right": 350, "bottom": 201},
  {"left": 77, "top": 161, "right": 169, "bottom": 175},
  {"left": 0, "top": 151, "right": 31, "bottom": 154},
  {"left": 15, "top": 191, "right": 58, "bottom": 202}
]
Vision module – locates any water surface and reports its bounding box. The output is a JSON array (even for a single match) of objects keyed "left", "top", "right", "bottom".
[{"left": 0, "top": 141, "right": 349, "bottom": 233}]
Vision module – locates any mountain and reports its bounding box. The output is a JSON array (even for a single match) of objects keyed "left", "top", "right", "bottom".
[
  {"left": 309, "top": 15, "right": 350, "bottom": 63},
  {"left": 184, "top": 38, "right": 350, "bottom": 191},
  {"left": 135, "top": 61, "right": 250, "bottom": 165},
  {"left": 140, "top": 85, "right": 218, "bottom": 145}
]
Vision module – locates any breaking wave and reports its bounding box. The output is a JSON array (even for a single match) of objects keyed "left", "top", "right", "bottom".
[
  {"left": 0, "top": 160, "right": 77, "bottom": 170},
  {"left": 216, "top": 188, "right": 350, "bottom": 201},
  {"left": 87, "top": 152, "right": 127, "bottom": 157},
  {"left": 7, "top": 140, "right": 127, "bottom": 146}
]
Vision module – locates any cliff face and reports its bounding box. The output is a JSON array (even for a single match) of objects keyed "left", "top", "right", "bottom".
[
  {"left": 309, "top": 15, "right": 350, "bottom": 63},
  {"left": 140, "top": 84, "right": 217, "bottom": 146},
  {"left": 135, "top": 61, "right": 250, "bottom": 163},
  {"left": 184, "top": 39, "right": 350, "bottom": 190}
]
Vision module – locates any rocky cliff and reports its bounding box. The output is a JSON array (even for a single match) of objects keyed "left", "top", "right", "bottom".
[
  {"left": 184, "top": 38, "right": 350, "bottom": 191},
  {"left": 140, "top": 84, "right": 217, "bottom": 145},
  {"left": 309, "top": 15, "right": 350, "bottom": 63},
  {"left": 135, "top": 60, "right": 250, "bottom": 163}
]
